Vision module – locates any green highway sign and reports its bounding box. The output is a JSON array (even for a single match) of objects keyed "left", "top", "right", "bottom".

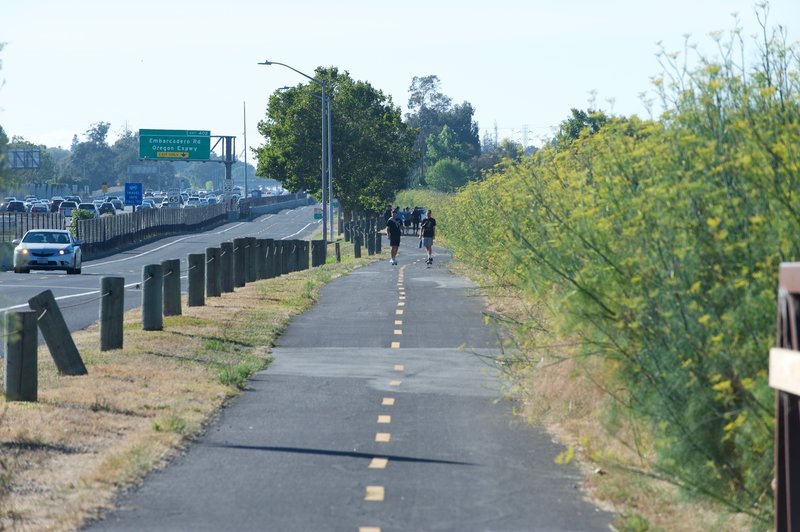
[{"left": 139, "top": 129, "right": 211, "bottom": 161}]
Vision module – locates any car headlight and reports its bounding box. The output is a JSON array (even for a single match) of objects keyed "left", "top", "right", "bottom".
[
  {"left": 59, "top": 249, "right": 65, "bottom": 255},
  {"left": 20, "top": 248, "right": 28, "bottom": 255}
]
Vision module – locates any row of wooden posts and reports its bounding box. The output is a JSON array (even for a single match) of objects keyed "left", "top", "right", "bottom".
[{"left": 3, "top": 233, "right": 384, "bottom": 402}]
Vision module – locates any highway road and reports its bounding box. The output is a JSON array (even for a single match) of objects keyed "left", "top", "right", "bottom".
[{"left": 0, "top": 205, "right": 321, "bottom": 333}]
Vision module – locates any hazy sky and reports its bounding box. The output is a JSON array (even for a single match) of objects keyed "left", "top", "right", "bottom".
[{"left": 1, "top": 0, "right": 798, "bottom": 160}]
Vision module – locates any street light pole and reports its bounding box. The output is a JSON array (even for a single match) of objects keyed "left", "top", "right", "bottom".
[{"left": 258, "top": 59, "right": 328, "bottom": 247}]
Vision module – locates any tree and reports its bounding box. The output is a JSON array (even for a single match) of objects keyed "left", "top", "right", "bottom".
[
  {"left": 66, "top": 122, "right": 114, "bottom": 190},
  {"left": 255, "top": 67, "right": 417, "bottom": 214},
  {"left": 425, "top": 125, "right": 471, "bottom": 166},
  {"left": 553, "top": 108, "right": 609, "bottom": 149},
  {"left": 405, "top": 75, "right": 480, "bottom": 187},
  {"left": 426, "top": 158, "right": 471, "bottom": 192}
]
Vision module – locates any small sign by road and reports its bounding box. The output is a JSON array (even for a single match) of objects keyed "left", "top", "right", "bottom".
[{"left": 124, "top": 182, "right": 143, "bottom": 206}]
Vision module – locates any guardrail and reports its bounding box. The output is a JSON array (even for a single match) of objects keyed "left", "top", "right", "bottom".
[
  {"left": 771, "top": 262, "right": 800, "bottom": 531},
  {"left": 74, "top": 203, "right": 227, "bottom": 257},
  {"left": 0, "top": 212, "right": 65, "bottom": 242}
]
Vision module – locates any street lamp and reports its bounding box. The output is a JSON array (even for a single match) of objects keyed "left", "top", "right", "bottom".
[{"left": 258, "top": 59, "right": 328, "bottom": 246}]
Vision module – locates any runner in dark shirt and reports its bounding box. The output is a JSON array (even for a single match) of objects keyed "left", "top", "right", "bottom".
[
  {"left": 419, "top": 210, "right": 436, "bottom": 265},
  {"left": 386, "top": 208, "right": 402, "bottom": 266}
]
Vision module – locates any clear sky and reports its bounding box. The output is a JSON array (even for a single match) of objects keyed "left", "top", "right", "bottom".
[{"left": 1, "top": 0, "right": 798, "bottom": 160}]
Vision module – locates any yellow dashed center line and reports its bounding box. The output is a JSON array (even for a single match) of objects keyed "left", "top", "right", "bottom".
[
  {"left": 365, "top": 485, "right": 385, "bottom": 501},
  {"left": 369, "top": 457, "right": 389, "bottom": 469},
  {"left": 395, "top": 309, "right": 404, "bottom": 315},
  {"left": 394, "top": 320, "right": 402, "bottom": 326},
  {"left": 389, "top": 379, "right": 402, "bottom": 386},
  {"left": 375, "top": 432, "right": 391, "bottom": 442},
  {"left": 393, "top": 364, "right": 404, "bottom": 372},
  {"left": 394, "top": 329, "right": 402, "bottom": 335},
  {"left": 382, "top": 397, "right": 395, "bottom": 406},
  {"left": 391, "top": 341, "right": 400, "bottom": 349},
  {"left": 397, "top": 301, "right": 405, "bottom": 307},
  {"left": 378, "top": 415, "right": 391, "bottom": 424}
]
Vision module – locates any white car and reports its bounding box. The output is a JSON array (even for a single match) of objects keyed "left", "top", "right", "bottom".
[
  {"left": 13, "top": 229, "right": 82, "bottom": 274},
  {"left": 78, "top": 203, "right": 100, "bottom": 218}
]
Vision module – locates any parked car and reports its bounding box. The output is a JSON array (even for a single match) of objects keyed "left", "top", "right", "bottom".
[
  {"left": 59, "top": 200, "right": 78, "bottom": 218},
  {"left": 98, "top": 202, "right": 116, "bottom": 216},
  {"left": 12, "top": 229, "right": 82, "bottom": 274},
  {"left": 78, "top": 203, "right": 100, "bottom": 218}
]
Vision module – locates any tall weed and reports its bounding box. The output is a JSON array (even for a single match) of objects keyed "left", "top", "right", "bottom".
[{"left": 418, "top": 12, "right": 798, "bottom": 522}]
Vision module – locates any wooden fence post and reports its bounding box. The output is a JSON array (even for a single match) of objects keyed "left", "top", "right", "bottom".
[
  {"left": 246, "top": 237, "right": 257, "bottom": 282},
  {"left": 27, "top": 289, "right": 87, "bottom": 375},
  {"left": 142, "top": 263, "right": 163, "bottom": 331},
  {"left": 162, "top": 258, "right": 182, "bottom": 316},
  {"left": 206, "top": 247, "right": 221, "bottom": 297},
  {"left": 335, "top": 242, "right": 341, "bottom": 263},
  {"left": 100, "top": 276, "right": 124, "bottom": 351},
  {"left": 233, "top": 237, "right": 246, "bottom": 287},
  {"left": 220, "top": 241, "right": 234, "bottom": 293},
  {"left": 188, "top": 253, "right": 205, "bottom": 306},
  {"left": 4, "top": 310, "right": 38, "bottom": 401}
]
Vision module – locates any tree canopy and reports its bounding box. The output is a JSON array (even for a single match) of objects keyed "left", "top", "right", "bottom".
[{"left": 255, "top": 67, "right": 417, "bottom": 214}]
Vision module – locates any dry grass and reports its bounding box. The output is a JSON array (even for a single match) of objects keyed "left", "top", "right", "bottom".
[
  {"left": 0, "top": 240, "right": 381, "bottom": 531},
  {"left": 450, "top": 262, "right": 760, "bottom": 532}
]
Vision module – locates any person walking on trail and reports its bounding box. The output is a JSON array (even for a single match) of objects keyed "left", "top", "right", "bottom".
[
  {"left": 387, "top": 208, "right": 402, "bottom": 266},
  {"left": 411, "top": 206, "right": 421, "bottom": 235},
  {"left": 419, "top": 209, "right": 437, "bottom": 265}
]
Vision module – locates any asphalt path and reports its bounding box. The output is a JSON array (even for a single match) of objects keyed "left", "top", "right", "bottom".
[
  {"left": 89, "top": 236, "right": 615, "bottom": 531},
  {"left": 0, "top": 205, "right": 321, "bottom": 334}
]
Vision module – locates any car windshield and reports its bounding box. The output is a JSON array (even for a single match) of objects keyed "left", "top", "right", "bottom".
[{"left": 23, "top": 232, "right": 70, "bottom": 244}]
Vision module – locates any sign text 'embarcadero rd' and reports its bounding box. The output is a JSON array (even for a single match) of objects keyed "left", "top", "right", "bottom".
[{"left": 139, "top": 129, "right": 211, "bottom": 161}]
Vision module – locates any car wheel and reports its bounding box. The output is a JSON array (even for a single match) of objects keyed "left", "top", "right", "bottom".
[{"left": 15, "top": 267, "right": 29, "bottom": 274}]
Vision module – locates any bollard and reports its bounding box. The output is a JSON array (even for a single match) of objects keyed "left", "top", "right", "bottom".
[
  {"left": 100, "top": 276, "right": 124, "bottom": 351},
  {"left": 28, "top": 289, "right": 87, "bottom": 375},
  {"left": 344, "top": 223, "right": 351, "bottom": 243},
  {"left": 206, "top": 247, "right": 222, "bottom": 297},
  {"left": 375, "top": 230, "right": 382, "bottom": 254},
  {"left": 335, "top": 242, "right": 341, "bottom": 263},
  {"left": 367, "top": 230, "right": 375, "bottom": 255},
  {"left": 264, "top": 239, "right": 276, "bottom": 279},
  {"left": 354, "top": 233, "right": 362, "bottom": 258},
  {"left": 162, "top": 258, "right": 182, "bottom": 317},
  {"left": 245, "top": 237, "right": 257, "bottom": 283},
  {"left": 220, "top": 241, "right": 234, "bottom": 293},
  {"left": 188, "top": 253, "right": 205, "bottom": 307},
  {"left": 303, "top": 241, "right": 311, "bottom": 270},
  {"left": 142, "top": 263, "right": 164, "bottom": 331},
  {"left": 312, "top": 240, "right": 324, "bottom": 267},
  {"left": 255, "top": 239, "right": 267, "bottom": 279},
  {"left": 281, "top": 240, "right": 292, "bottom": 275},
  {"left": 4, "top": 310, "right": 38, "bottom": 401},
  {"left": 233, "top": 237, "right": 247, "bottom": 287},
  {"left": 288, "top": 240, "right": 299, "bottom": 272}
]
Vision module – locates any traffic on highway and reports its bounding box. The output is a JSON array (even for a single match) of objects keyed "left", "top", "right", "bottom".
[{"left": 0, "top": 204, "right": 322, "bottom": 334}]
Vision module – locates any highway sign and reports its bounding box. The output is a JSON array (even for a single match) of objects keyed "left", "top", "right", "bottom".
[
  {"left": 139, "top": 129, "right": 211, "bottom": 161},
  {"left": 124, "top": 182, "right": 143, "bottom": 206}
]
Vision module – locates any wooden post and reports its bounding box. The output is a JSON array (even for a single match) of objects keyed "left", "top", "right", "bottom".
[
  {"left": 142, "top": 263, "right": 163, "bottom": 331},
  {"left": 375, "top": 230, "right": 382, "bottom": 254},
  {"left": 280, "top": 241, "right": 289, "bottom": 275},
  {"left": 264, "top": 239, "right": 276, "bottom": 279},
  {"left": 245, "top": 236, "right": 257, "bottom": 283},
  {"left": 206, "top": 247, "right": 221, "bottom": 297},
  {"left": 188, "top": 253, "right": 205, "bottom": 307},
  {"left": 162, "top": 258, "right": 182, "bottom": 316},
  {"left": 255, "top": 238, "right": 267, "bottom": 279},
  {"left": 233, "top": 237, "right": 246, "bottom": 287},
  {"left": 354, "top": 233, "right": 362, "bottom": 258},
  {"left": 312, "top": 240, "right": 324, "bottom": 267},
  {"left": 27, "top": 289, "right": 87, "bottom": 375},
  {"left": 99, "top": 276, "right": 124, "bottom": 351},
  {"left": 335, "top": 242, "right": 341, "bottom": 263},
  {"left": 220, "top": 241, "right": 234, "bottom": 293},
  {"left": 344, "top": 222, "right": 351, "bottom": 242},
  {"left": 4, "top": 310, "right": 37, "bottom": 401}
]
